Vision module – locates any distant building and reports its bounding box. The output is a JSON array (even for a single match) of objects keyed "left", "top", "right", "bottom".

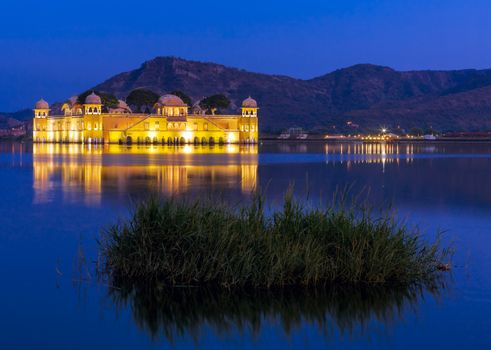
[
  {"left": 0, "top": 124, "right": 26, "bottom": 137},
  {"left": 33, "top": 93, "right": 259, "bottom": 144},
  {"left": 278, "top": 127, "right": 308, "bottom": 140},
  {"left": 423, "top": 134, "right": 436, "bottom": 140}
]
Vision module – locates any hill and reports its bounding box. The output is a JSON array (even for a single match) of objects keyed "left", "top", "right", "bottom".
[
  {"left": 24, "top": 56, "right": 491, "bottom": 133},
  {"left": 93, "top": 57, "right": 491, "bottom": 133},
  {"left": 0, "top": 109, "right": 32, "bottom": 128}
]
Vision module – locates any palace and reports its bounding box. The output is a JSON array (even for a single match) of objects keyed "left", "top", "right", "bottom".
[{"left": 32, "top": 93, "right": 259, "bottom": 144}]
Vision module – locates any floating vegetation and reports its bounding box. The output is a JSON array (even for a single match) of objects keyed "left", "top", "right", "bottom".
[{"left": 99, "top": 189, "right": 451, "bottom": 289}]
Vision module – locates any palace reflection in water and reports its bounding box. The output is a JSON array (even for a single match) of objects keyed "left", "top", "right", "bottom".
[
  {"left": 32, "top": 143, "right": 259, "bottom": 205},
  {"left": 32, "top": 142, "right": 412, "bottom": 205},
  {"left": 30, "top": 140, "right": 491, "bottom": 209}
]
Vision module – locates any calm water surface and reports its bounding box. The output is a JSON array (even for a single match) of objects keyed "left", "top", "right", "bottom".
[{"left": 0, "top": 141, "right": 490, "bottom": 349}]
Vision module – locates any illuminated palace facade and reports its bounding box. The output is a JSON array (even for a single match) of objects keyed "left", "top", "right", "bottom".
[{"left": 32, "top": 93, "right": 259, "bottom": 144}]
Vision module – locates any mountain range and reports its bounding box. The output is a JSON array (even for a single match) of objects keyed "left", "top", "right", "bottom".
[
  {"left": 0, "top": 109, "right": 31, "bottom": 130},
  {"left": 9, "top": 57, "right": 491, "bottom": 133}
]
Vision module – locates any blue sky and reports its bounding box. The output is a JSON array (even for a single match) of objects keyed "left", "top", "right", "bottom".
[{"left": 1, "top": 0, "right": 491, "bottom": 111}]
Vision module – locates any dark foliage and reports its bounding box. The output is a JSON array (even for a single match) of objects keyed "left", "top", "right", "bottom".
[
  {"left": 199, "top": 94, "right": 231, "bottom": 114},
  {"left": 126, "top": 89, "right": 160, "bottom": 113},
  {"left": 170, "top": 90, "right": 192, "bottom": 106}
]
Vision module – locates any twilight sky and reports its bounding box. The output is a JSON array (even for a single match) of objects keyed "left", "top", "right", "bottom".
[{"left": 1, "top": 0, "right": 491, "bottom": 111}]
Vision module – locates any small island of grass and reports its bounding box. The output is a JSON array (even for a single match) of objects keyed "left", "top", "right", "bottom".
[{"left": 99, "top": 192, "right": 451, "bottom": 289}]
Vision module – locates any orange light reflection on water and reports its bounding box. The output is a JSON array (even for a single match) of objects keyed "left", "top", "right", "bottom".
[{"left": 32, "top": 143, "right": 258, "bottom": 205}]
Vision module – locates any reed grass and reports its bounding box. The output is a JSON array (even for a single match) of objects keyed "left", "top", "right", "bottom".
[{"left": 99, "top": 190, "right": 450, "bottom": 289}]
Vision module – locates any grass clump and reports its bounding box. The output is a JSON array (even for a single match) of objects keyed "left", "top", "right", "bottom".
[{"left": 99, "top": 190, "right": 450, "bottom": 289}]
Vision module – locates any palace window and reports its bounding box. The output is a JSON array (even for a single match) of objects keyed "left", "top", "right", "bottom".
[
  {"left": 204, "top": 123, "right": 208, "bottom": 131},
  {"left": 94, "top": 122, "right": 98, "bottom": 130},
  {"left": 144, "top": 122, "right": 149, "bottom": 130},
  {"left": 87, "top": 123, "right": 92, "bottom": 130},
  {"left": 155, "top": 121, "right": 160, "bottom": 130},
  {"left": 245, "top": 125, "right": 249, "bottom": 132},
  {"left": 251, "top": 125, "right": 255, "bottom": 131},
  {"left": 193, "top": 123, "right": 198, "bottom": 130},
  {"left": 168, "top": 123, "right": 172, "bottom": 129}
]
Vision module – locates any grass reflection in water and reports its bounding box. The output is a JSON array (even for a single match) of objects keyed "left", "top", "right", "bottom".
[{"left": 108, "top": 282, "right": 445, "bottom": 342}]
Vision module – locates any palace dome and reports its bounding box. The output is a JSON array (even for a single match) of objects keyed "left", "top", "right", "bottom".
[
  {"left": 35, "top": 99, "right": 49, "bottom": 109},
  {"left": 108, "top": 99, "right": 132, "bottom": 114},
  {"left": 67, "top": 96, "right": 78, "bottom": 106},
  {"left": 117, "top": 100, "right": 130, "bottom": 109},
  {"left": 85, "top": 92, "right": 102, "bottom": 104},
  {"left": 158, "top": 94, "right": 186, "bottom": 107},
  {"left": 242, "top": 96, "right": 257, "bottom": 108}
]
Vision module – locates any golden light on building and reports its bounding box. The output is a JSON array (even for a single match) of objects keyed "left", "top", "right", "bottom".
[{"left": 33, "top": 93, "right": 259, "bottom": 145}]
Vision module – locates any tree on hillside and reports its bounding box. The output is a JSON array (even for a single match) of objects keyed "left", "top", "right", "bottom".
[
  {"left": 199, "top": 94, "right": 231, "bottom": 115},
  {"left": 126, "top": 89, "right": 160, "bottom": 113},
  {"left": 409, "top": 127, "right": 424, "bottom": 136},
  {"left": 170, "top": 90, "right": 192, "bottom": 106},
  {"left": 77, "top": 91, "right": 119, "bottom": 112},
  {"left": 425, "top": 127, "right": 439, "bottom": 136}
]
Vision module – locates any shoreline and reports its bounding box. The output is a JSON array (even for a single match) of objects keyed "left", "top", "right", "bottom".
[
  {"left": 5, "top": 136, "right": 491, "bottom": 144},
  {"left": 260, "top": 137, "right": 491, "bottom": 143}
]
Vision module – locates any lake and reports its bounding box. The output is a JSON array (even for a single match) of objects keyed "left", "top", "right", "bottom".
[{"left": 0, "top": 141, "right": 490, "bottom": 349}]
